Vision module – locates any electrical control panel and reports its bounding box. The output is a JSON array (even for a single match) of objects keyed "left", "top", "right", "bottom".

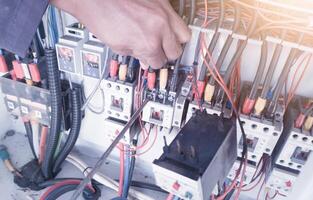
[
  {"left": 153, "top": 111, "right": 236, "bottom": 200},
  {"left": 3, "top": 1, "right": 313, "bottom": 200}
]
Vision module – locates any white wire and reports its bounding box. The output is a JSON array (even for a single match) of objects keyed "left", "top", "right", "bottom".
[{"left": 66, "top": 154, "right": 155, "bottom": 200}]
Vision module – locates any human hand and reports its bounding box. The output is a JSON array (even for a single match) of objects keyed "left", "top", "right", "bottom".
[{"left": 51, "top": 0, "right": 191, "bottom": 69}]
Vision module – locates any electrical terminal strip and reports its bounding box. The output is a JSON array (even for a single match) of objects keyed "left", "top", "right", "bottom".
[{"left": 0, "top": 71, "right": 51, "bottom": 125}]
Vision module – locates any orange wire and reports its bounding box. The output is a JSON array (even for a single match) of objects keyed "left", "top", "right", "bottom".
[{"left": 39, "top": 125, "right": 48, "bottom": 164}]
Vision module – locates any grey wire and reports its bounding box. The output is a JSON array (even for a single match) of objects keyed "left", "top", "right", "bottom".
[
  {"left": 82, "top": 86, "right": 105, "bottom": 114},
  {"left": 81, "top": 46, "right": 109, "bottom": 111}
]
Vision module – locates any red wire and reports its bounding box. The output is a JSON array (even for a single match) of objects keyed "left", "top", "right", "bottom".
[
  {"left": 256, "top": 178, "right": 266, "bottom": 200},
  {"left": 118, "top": 143, "right": 124, "bottom": 197},
  {"left": 39, "top": 180, "right": 94, "bottom": 200},
  {"left": 276, "top": 191, "right": 287, "bottom": 197},
  {"left": 39, "top": 125, "right": 48, "bottom": 164},
  {"left": 233, "top": 158, "right": 248, "bottom": 200},
  {"left": 266, "top": 190, "right": 278, "bottom": 200},
  {"left": 134, "top": 126, "right": 158, "bottom": 157},
  {"left": 241, "top": 172, "right": 264, "bottom": 192}
]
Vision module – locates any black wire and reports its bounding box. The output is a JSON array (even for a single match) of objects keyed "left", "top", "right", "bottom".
[
  {"left": 24, "top": 121, "right": 37, "bottom": 160},
  {"left": 215, "top": 10, "right": 258, "bottom": 105},
  {"left": 208, "top": 3, "right": 241, "bottom": 86},
  {"left": 198, "top": 0, "right": 224, "bottom": 81},
  {"left": 266, "top": 47, "right": 303, "bottom": 117},
  {"left": 248, "top": 38, "right": 268, "bottom": 99},
  {"left": 130, "top": 181, "right": 168, "bottom": 194},
  {"left": 114, "top": 180, "right": 168, "bottom": 194}
]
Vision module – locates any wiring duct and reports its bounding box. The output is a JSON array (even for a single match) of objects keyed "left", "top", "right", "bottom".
[
  {"left": 42, "top": 48, "right": 62, "bottom": 179},
  {"left": 52, "top": 87, "right": 82, "bottom": 174}
]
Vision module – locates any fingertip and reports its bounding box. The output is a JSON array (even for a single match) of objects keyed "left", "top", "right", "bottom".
[
  {"left": 180, "top": 26, "right": 192, "bottom": 43},
  {"left": 139, "top": 61, "right": 149, "bottom": 70}
]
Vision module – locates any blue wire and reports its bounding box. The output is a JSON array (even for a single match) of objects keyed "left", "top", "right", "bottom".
[
  {"left": 51, "top": 6, "right": 59, "bottom": 41},
  {"left": 122, "top": 145, "right": 130, "bottom": 198}
]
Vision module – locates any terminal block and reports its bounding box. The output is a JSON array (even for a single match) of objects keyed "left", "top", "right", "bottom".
[
  {"left": 153, "top": 111, "right": 236, "bottom": 200},
  {"left": 56, "top": 23, "right": 88, "bottom": 74},
  {"left": 186, "top": 102, "right": 224, "bottom": 123},
  {"left": 0, "top": 74, "right": 51, "bottom": 125}
]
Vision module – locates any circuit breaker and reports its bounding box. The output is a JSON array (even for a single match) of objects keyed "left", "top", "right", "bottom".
[
  {"left": 56, "top": 23, "right": 88, "bottom": 74},
  {"left": 80, "top": 33, "right": 107, "bottom": 79}
]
